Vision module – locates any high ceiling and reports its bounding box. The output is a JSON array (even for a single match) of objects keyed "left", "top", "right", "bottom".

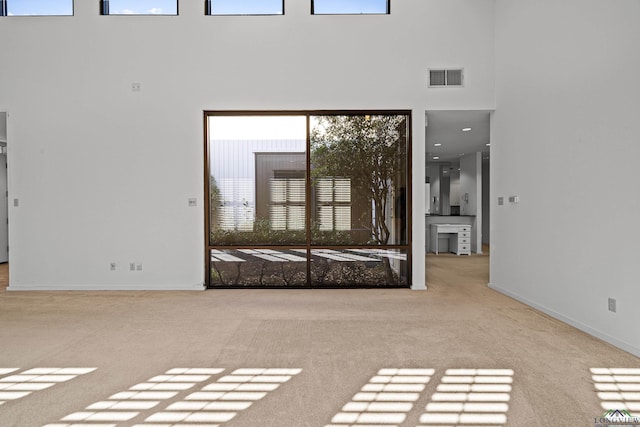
[{"left": 426, "top": 110, "right": 491, "bottom": 163}]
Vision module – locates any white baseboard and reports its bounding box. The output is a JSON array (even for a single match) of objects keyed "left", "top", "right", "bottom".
[
  {"left": 7, "top": 283, "right": 205, "bottom": 291},
  {"left": 489, "top": 282, "right": 640, "bottom": 358}
]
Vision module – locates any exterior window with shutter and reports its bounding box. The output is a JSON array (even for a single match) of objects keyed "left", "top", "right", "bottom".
[
  {"left": 316, "top": 178, "right": 351, "bottom": 231},
  {"left": 270, "top": 171, "right": 306, "bottom": 231}
]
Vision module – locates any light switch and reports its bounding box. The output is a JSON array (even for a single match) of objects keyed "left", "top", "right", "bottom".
[{"left": 498, "top": 197, "right": 504, "bottom": 206}]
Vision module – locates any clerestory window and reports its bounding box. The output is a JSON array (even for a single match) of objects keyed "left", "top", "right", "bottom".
[
  {"left": 100, "top": 0, "right": 178, "bottom": 16},
  {"left": 0, "top": 0, "right": 73, "bottom": 16},
  {"left": 205, "top": 0, "right": 283, "bottom": 16},
  {"left": 311, "top": 0, "right": 389, "bottom": 15}
]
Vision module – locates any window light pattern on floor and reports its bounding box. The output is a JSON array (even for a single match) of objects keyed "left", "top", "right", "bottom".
[
  {"left": 43, "top": 368, "right": 222, "bottom": 427},
  {"left": 0, "top": 368, "right": 96, "bottom": 407},
  {"left": 326, "top": 368, "right": 434, "bottom": 426},
  {"left": 417, "top": 369, "right": 513, "bottom": 426},
  {"left": 238, "top": 249, "right": 307, "bottom": 262},
  {"left": 134, "top": 368, "right": 302, "bottom": 426},
  {"left": 592, "top": 368, "right": 640, "bottom": 415}
]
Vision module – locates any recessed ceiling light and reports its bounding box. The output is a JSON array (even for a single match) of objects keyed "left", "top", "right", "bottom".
[
  {"left": 486, "top": 143, "right": 491, "bottom": 146},
  {"left": 434, "top": 143, "right": 442, "bottom": 147},
  {"left": 462, "top": 127, "right": 472, "bottom": 132},
  {"left": 433, "top": 156, "right": 440, "bottom": 160}
]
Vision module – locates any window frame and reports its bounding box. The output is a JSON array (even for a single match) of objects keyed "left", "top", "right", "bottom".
[
  {"left": 99, "top": 0, "right": 179, "bottom": 16},
  {"left": 204, "top": 110, "right": 412, "bottom": 289},
  {"left": 204, "top": 0, "right": 284, "bottom": 16},
  {"left": 311, "top": 0, "right": 390, "bottom": 16},
  {"left": 0, "top": 0, "right": 74, "bottom": 16}
]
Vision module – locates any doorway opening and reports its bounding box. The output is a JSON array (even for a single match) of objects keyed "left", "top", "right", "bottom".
[
  {"left": 204, "top": 111, "right": 412, "bottom": 288},
  {"left": 425, "top": 110, "right": 491, "bottom": 282},
  {"left": 0, "top": 112, "right": 8, "bottom": 291}
]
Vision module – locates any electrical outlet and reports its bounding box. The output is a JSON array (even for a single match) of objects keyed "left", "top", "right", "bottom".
[
  {"left": 131, "top": 82, "right": 141, "bottom": 92},
  {"left": 136, "top": 263, "right": 143, "bottom": 271},
  {"left": 608, "top": 298, "right": 616, "bottom": 313},
  {"left": 110, "top": 262, "right": 116, "bottom": 271},
  {"left": 130, "top": 263, "right": 135, "bottom": 271},
  {"left": 188, "top": 198, "right": 197, "bottom": 207}
]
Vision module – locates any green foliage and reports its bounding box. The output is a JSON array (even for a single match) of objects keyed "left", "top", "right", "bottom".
[
  {"left": 209, "top": 176, "right": 222, "bottom": 232},
  {"left": 210, "top": 219, "right": 356, "bottom": 245},
  {"left": 211, "top": 219, "right": 304, "bottom": 245},
  {"left": 310, "top": 115, "right": 407, "bottom": 244}
]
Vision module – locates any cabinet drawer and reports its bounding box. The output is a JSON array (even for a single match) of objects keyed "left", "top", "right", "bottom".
[
  {"left": 458, "top": 237, "right": 470, "bottom": 244},
  {"left": 458, "top": 232, "right": 470, "bottom": 238},
  {"left": 458, "top": 226, "right": 471, "bottom": 232},
  {"left": 458, "top": 244, "right": 471, "bottom": 252}
]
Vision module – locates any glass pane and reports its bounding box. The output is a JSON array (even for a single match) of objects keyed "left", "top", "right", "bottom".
[
  {"left": 210, "top": 249, "right": 307, "bottom": 287},
  {"left": 310, "top": 114, "right": 408, "bottom": 245},
  {"left": 209, "top": 115, "right": 307, "bottom": 246},
  {"left": 7, "top": 0, "right": 73, "bottom": 16},
  {"left": 313, "top": 0, "right": 388, "bottom": 15},
  {"left": 107, "top": 0, "right": 177, "bottom": 15},
  {"left": 310, "top": 248, "right": 407, "bottom": 287},
  {"left": 209, "top": 0, "right": 283, "bottom": 15}
]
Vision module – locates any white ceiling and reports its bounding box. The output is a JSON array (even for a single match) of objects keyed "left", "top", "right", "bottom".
[{"left": 426, "top": 110, "right": 491, "bottom": 163}]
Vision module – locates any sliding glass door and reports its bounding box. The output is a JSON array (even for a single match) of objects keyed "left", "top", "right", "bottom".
[{"left": 205, "top": 111, "right": 411, "bottom": 288}]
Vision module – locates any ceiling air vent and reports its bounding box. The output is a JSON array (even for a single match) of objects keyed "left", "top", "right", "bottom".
[{"left": 429, "top": 69, "right": 464, "bottom": 87}]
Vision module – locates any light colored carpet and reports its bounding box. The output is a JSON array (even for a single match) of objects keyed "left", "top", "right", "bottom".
[{"left": 0, "top": 253, "right": 637, "bottom": 427}]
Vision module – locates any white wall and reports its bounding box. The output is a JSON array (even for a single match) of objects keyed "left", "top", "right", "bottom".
[
  {"left": 492, "top": 0, "right": 640, "bottom": 356},
  {"left": 427, "top": 164, "right": 441, "bottom": 214},
  {"left": 459, "top": 153, "right": 479, "bottom": 216},
  {"left": 0, "top": 0, "right": 495, "bottom": 290},
  {"left": 459, "top": 152, "right": 482, "bottom": 252},
  {"left": 0, "top": 112, "right": 6, "bottom": 142},
  {"left": 450, "top": 163, "right": 460, "bottom": 207}
]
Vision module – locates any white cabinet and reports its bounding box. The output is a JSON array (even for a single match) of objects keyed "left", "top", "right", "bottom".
[
  {"left": 430, "top": 224, "right": 471, "bottom": 255},
  {"left": 452, "top": 226, "right": 471, "bottom": 255}
]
